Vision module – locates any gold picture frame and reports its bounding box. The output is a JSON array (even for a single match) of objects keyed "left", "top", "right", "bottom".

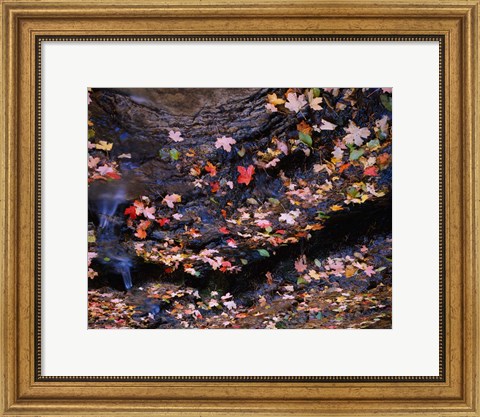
[{"left": 1, "top": 0, "right": 478, "bottom": 415}]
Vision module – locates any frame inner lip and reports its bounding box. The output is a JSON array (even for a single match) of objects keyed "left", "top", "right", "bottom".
[{"left": 34, "top": 34, "right": 445, "bottom": 382}]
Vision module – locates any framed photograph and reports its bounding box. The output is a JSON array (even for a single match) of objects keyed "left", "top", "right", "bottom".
[{"left": 1, "top": 0, "right": 478, "bottom": 415}]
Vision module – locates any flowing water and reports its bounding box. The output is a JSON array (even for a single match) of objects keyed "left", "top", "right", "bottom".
[{"left": 90, "top": 183, "right": 133, "bottom": 290}]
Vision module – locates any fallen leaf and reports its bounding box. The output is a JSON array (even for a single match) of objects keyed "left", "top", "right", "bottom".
[
  {"left": 344, "top": 121, "right": 370, "bottom": 146},
  {"left": 124, "top": 206, "right": 137, "bottom": 220},
  {"left": 156, "top": 218, "right": 170, "bottom": 226},
  {"left": 88, "top": 156, "right": 100, "bottom": 169},
  {"left": 205, "top": 161, "right": 217, "bottom": 177},
  {"left": 295, "top": 255, "right": 308, "bottom": 273},
  {"left": 332, "top": 147, "right": 344, "bottom": 160},
  {"left": 285, "top": 93, "right": 307, "bottom": 113},
  {"left": 364, "top": 166, "right": 379, "bottom": 177},
  {"left": 226, "top": 238, "right": 237, "bottom": 248},
  {"left": 298, "top": 132, "right": 312, "bottom": 146},
  {"left": 265, "top": 103, "right": 278, "bottom": 112},
  {"left": 105, "top": 171, "right": 121, "bottom": 180},
  {"left": 237, "top": 165, "right": 255, "bottom": 185},
  {"left": 163, "top": 193, "right": 181, "bottom": 208},
  {"left": 143, "top": 206, "right": 156, "bottom": 219},
  {"left": 215, "top": 136, "right": 236, "bottom": 152},
  {"left": 307, "top": 89, "right": 323, "bottom": 110},
  {"left": 319, "top": 119, "right": 337, "bottom": 130},
  {"left": 210, "top": 182, "right": 220, "bottom": 193},
  {"left": 267, "top": 93, "right": 286, "bottom": 105},
  {"left": 338, "top": 163, "right": 351, "bottom": 173},
  {"left": 169, "top": 130, "right": 184, "bottom": 142},
  {"left": 297, "top": 120, "right": 313, "bottom": 135},
  {"left": 95, "top": 141, "right": 113, "bottom": 151}
]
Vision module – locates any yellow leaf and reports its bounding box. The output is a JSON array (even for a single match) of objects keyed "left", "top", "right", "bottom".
[
  {"left": 345, "top": 265, "right": 356, "bottom": 278},
  {"left": 267, "top": 93, "right": 286, "bottom": 105},
  {"left": 330, "top": 204, "right": 344, "bottom": 212},
  {"left": 95, "top": 141, "right": 113, "bottom": 151},
  {"left": 308, "top": 270, "right": 322, "bottom": 280}
]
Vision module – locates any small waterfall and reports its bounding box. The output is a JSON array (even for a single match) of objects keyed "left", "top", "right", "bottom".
[
  {"left": 91, "top": 184, "right": 134, "bottom": 290},
  {"left": 115, "top": 260, "right": 133, "bottom": 290}
]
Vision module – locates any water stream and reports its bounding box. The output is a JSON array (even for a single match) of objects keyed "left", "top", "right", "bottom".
[{"left": 90, "top": 183, "right": 133, "bottom": 290}]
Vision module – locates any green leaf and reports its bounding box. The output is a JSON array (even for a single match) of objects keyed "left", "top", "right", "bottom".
[
  {"left": 380, "top": 94, "right": 392, "bottom": 111},
  {"left": 349, "top": 148, "right": 364, "bottom": 161},
  {"left": 247, "top": 198, "right": 259, "bottom": 205},
  {"left": 103, "top": 257, "right": 110, "bottom": 262},
  {"left": 257, "top": 249, "right": 270, "bottom": 257},
  {"left": 265, "top": 226, "right": 273, "bottom": 233},
  {"left": 367, "top": 139, "right": 380, "bottom": 149},
  {"left": 298, "top": 132, "right": 312, "bottom": 147},
  {"left": 88, "top": 129, "right": 95, "bottom": 140},
  {"left": 376, "top": 266, "right": 387, "bottom": 272},
  {"left": 314, "top": 259, "right": 322, "bottom": 268},
  {"left": 237, "top": 146, "right": 246, "bottom": 157},
  {"left": 315, "top": 211, "right": 330, "bottom": 220},
  {"left": 313, "top": 88, "right": 321, "bottom": 98},
  {"left": 88, "top": 235, "right": 96, "bottom": 243},
  {"left": 315, "top": 312, "right": 323, "bottom": 320},
  {"left": 297, "top": 276, "right": 308, "bottom": 285},
  {"left": 158, "top": 149, "right": 170, "bottom": 161},
  {"left": 347, "top": 186, "right": 359, "bottom": 198},
  {"left": 268, "top": 198, "right": 280, "bottom": 206},
  {"left": 169, "top": 148, "right": 180, "bottom": 161},
  {"left": 240, "top": 258, "right": 248, "bottom": 265}
]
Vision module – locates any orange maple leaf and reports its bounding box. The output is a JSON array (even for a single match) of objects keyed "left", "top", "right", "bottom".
[
  {"left": 134, "top": 228, "right": 147, "bottom": 239},
  {"left": 205, "top": 161, "right": 217, "bottom": 177},
  {"left": 296, "top": 120, "right": 313, "bottom": 135}
]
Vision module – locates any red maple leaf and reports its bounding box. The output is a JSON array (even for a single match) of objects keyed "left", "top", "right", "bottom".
[
  {"left": 156, "top": 218, "right": 170, "bottom": 227},
  {"left": 364, "top": 166, "right": 379, "bottom": 177},
  {"left": 210, "top": 181, "right": 220, "bottom": 193},
  {"left": 124, "top": 206, "right": 137, "bottom": 220},
  {"left": 237, "top": 165, "right": 255, "bottom": 185},
  {"left": 106, "top": 171, "right": 121, "bottom": 180},
  {"left": 220, "top": 261, "right": 232, "bottom": 272},
  {"left": 219, "top": 227, "right": 230, "bottom": 234}
]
